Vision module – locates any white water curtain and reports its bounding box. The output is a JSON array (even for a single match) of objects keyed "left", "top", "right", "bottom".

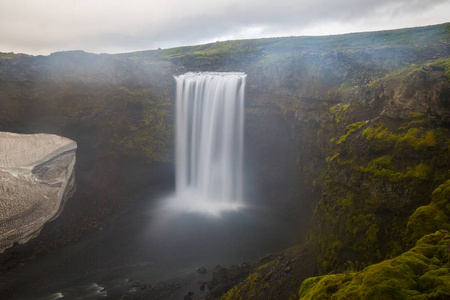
[{"left": 175, "top": 72, "right": 246, "bottom": 204}]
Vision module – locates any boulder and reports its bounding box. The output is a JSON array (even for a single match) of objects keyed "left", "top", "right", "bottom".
[{"left": 0, "top": 132, "right": 76, "bottom": 253}]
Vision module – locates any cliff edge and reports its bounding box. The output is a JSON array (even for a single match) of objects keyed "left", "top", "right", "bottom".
[{"left": 0, "top": 132, "right": 76, "bottom": 253}]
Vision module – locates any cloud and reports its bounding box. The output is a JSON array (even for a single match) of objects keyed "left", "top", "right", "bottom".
[{"left": 0, "top": 0, "right": 448, "bottom": 55}]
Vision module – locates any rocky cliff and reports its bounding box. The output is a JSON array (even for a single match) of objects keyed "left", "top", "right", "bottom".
[
  {"left": 0, "top": 50, "right": 176, "bottom": 266},
  {"left": 209, "top": 25, "right": 449, "bottom": 298},
  {"left": 0, "top": 132, "right": 76, "bottom": 253}
]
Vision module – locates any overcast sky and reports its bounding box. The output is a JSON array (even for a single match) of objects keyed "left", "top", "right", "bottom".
[{"left": 1, "top": 0, "right": 449, "bottom": 55}]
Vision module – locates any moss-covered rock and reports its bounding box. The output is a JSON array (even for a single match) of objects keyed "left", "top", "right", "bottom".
[
  {"left": 406, "top": 180, "right": 450, "bottom": 245},
  {"left": 219, "top": 243, "right": 319, "bottom": 300},
  {"left": 308, "top": 61, "right": 449, "bottom": 273},
  {"left": 298, "top": 230, "right": 450, "bottom": 300}
]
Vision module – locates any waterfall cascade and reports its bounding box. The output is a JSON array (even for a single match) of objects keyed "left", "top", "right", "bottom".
[{"left": 172, "top": 72, "right": 246, "bottom": 215}]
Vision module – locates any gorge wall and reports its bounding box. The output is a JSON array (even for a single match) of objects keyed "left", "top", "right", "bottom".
[
  {"left": 0, "top": 51, "right": 176, "bottom": 265},
  {"left": 0, "top": 23, "right": 449, "bottom": 298}
]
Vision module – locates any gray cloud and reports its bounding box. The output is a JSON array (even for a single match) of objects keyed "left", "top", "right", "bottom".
[{"left": 0, "top": 0, "right": 448, "bottom": 55}]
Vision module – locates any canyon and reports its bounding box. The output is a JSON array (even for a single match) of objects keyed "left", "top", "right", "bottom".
[{"left": 0, "top": 23, "right": 449, "bottom": 299}]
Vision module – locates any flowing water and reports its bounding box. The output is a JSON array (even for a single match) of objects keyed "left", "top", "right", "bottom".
[{"left": 170, "top": 72, "right": 247, "bottom": 215}]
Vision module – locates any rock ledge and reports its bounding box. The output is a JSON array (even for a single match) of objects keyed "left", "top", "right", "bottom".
[{"left": 0, "top": 132, "right": 77, "bottom": 253}]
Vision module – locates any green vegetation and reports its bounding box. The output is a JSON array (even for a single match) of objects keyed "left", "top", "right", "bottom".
[
  {"left": 130, "top": 23, "right": 449, "bottom": 63},
  {"left": 357, "top": 157, "right": 433, "bottom": 182},
  {"left": 361, "top": 122, "right": 439, "bottom": 152},
  {"left": 298, "top": 230, "right": 450, "bottom": 300},
  {"left": 431, "top": 57, "right": 450, "bottom": 79},
  {"left": 0, "top": 52, "right": 31, "bottom": 59},
  {"left": 337, "top": 121, "right": 366, "bottom": 144},
  {"left": 105, "top": 87, "right": 174, "bottom": 162},
  {"left": 222, "top": 260, "right": 278, "bottom": 300},
  {"left": 329, "top": 104, "right": 351, "bottom": 127},
  {"left": 406, "top": 180, "right": 450, "bottom": 245},
  {"left": 312, "top": 88, "right": 449, "bottom": 274}
]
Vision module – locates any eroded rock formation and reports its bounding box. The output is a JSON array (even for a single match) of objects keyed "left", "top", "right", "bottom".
[{"left": 0, "top": 132, "right": 76, "bottom": 253}]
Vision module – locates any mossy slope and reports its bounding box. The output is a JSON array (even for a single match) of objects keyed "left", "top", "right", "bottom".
[
  {"left": 406, "top": 180, "right": 450, "bottom": 246},
  {"left": 212, "top": 41, "right": 449, "bottom": 299},
  {"left": 306, "top": 58, "right": 450, "bottom": 274},
  {"left": 298, "top": 230, "right": 450, "bottom": 300}
]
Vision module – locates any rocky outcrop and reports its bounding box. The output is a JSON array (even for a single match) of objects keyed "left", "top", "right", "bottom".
[
  {"left": 0, "top": 132, "right": 76, "bottom": 253},
  {"left": 298, "top": 230, "right": 450, "bottom": 299}
]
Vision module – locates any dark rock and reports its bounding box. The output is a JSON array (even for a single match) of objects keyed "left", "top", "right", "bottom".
[
  {"left": 197, "top": 266, "right": 207, "bottom": 274},
  {"left": 207, "top": 263, "right": 253, "bottom": 298},
  {"left": 422, "top": 63, "right": 432, "bottom": 71},
  {"left": 210, "top": 284, "right": 232, "bottom": 298}
]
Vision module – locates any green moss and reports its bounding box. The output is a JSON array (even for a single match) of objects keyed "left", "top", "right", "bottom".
[
  {"left": 431, "top": 180, "right": 450, "bottom": 207},
  {"left": 337, "top": 121, "right": 366, "bottom": 145},
  {"left": 406, "top": 180, "right": 450, "bottom": 244},
  {"left": 222, "top": 270, "right": 266, "bottom": 300},
  {"left": 368, "top": 155, "right": 392, "bottom": 167},
  {"left": 298, "top": 274, "right": 353, "bottom": 300},
  {"left": 363, "top": 55, "right": 446, "bottom": 90},
  {"left": 329, "top": 104, "right": 351, "bottom": 124},
  {"left": 407, "top": 206, "right": 448, "bottom": 244},
  {"left": 315, "top": 108, "right": 449, "bottom": 274},
  {"left": 358, "top": 157, "right": 433, "bottom": 182},
  {"left": 395, "top": 128, "right": 438, "bottom": 151},
  {"left": 102, "top": 87, "right": 174, "bottom": 162},
  {"left": 362, "top": 122, "right": 439, "bottom": 153},
  {"left": 299, "top": 231, "right": 450, "bottom": 300},
  {"left": 357, "top": 155, "right": 403, "bottom": 181},
  {"left": 398, "top": 119, "right": 427, "bottom": 131},
  {"left": 362, "top": 123, "right": 397, "bottom": 150},
  {"left": 326, "top": 153, "right": 340, "bottom": 162},
  {"left": 431, "top": 57, "right": 450, "bottom": 80},
  {"left": 405, "top": 163, "right": 433, "bottom": 180}
]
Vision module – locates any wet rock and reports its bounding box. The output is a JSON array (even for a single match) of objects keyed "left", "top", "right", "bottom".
[
  {"left": 197, "top": 266, "right": 207, "bottom": 274},
  {"left": 122, "top": 281, "right": 183, "bottom": 300},
  {"left": 207, "top": 263, "right": 253, "bottom": 298}
]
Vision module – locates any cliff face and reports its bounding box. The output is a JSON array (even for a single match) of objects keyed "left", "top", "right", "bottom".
[
  {"left": 311, "top": 63, "right": 449, "bottom": 273},
  {"left": 0, "top": 132, "right": 76, "bottom": 253},
  {"left": 0, "top": 51, "right": 176, "bottom": 262},
  {"left": 154, "top": 24, "right": 448, "bottom": 298},
  {"left": 152, "top": 24, "right": 449, "bottom": 276}
]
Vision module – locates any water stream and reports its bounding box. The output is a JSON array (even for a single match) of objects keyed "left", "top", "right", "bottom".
[{"left": 170, "top": 72, "right": 247, "bottom": 216}]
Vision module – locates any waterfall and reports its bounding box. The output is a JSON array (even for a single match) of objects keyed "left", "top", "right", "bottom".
[{"left": 172, "top": 72, "right": 246, "bottom": 215}]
